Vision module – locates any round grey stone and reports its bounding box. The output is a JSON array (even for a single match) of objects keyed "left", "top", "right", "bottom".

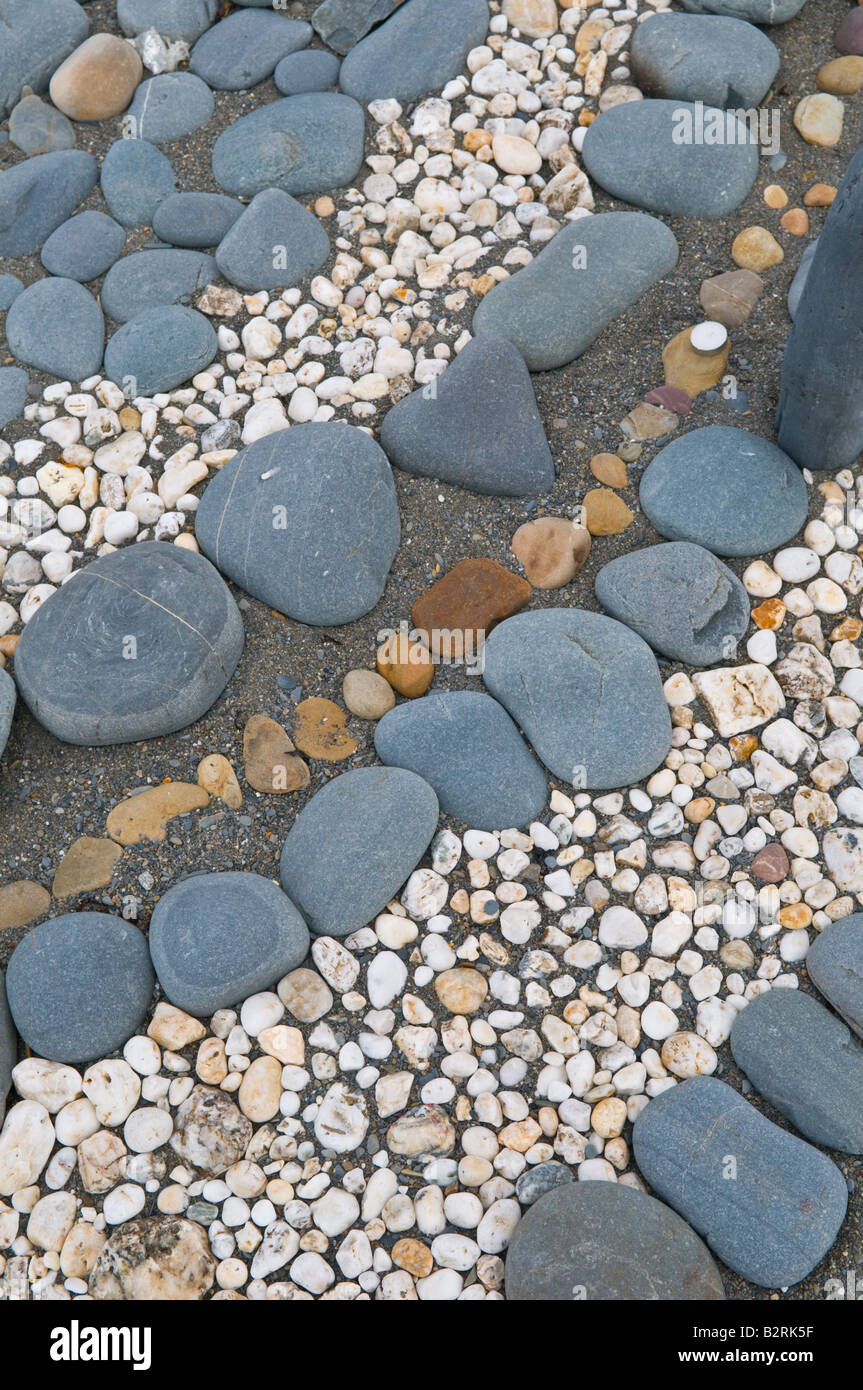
[
  {"left": 153, "top": 192, "right": 243, "bottom": 249},
  {"left": 101, "top": 249, "right": 218, "bottom": 323},
  {"left": 212, "top": 93, "right": 364, "bottom": 199},
  {"left": 0, "top": 667, "right": 15, "bottom": 762},
  {"left": 189, "top": 10, "right": 311, "bottom": 90},
  {"left": 274, "top": 49, "right": 341, "bottom": 95},
  {"left": 631, "top": 12, "right": 779, "bottom": 109},
  {"left": 100, "top": 138, "right": 176, "bottom": 229},
  {"left": 117, "top": 0, "right": 220, "bottom": 43},
  {"left": 215, "top": 188, "right": 330, "bottom": 292},
  {"left": 0, "top": 367, "right": 29, "bottom": 431},
  {"left": 40, "top": 210, "right": 126, "bottom": 282},
  {"left": 807, "top": 914, "right": 863, "bottom": 1038},
  {"left": 103, "top": 305, "right": 217, "bottom": 396},
  {"left": 0, "top": 0, "right": 89, "bottom": 118},
  {"left": 0, "top": 149, "right": 97, "bottom": 256},
  {"left": 339, "top": 0, "right": 489, "bottom": 104},
  {"left": 126, "top": 72, "right": 214, "bottom": 144},
  {"left": 6, "top": 277, "right": 104, "bottom": 380}
]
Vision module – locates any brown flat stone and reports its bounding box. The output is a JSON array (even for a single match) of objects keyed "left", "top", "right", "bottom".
[
  {"left": 581, "top": 487, "right": 634, "bottom": 536},
  {"left": 377, "top": 633, "right": 435, "bottom": 698},
  {"left": 619, "top": 401, "right": 678, "bottom": 441},
  {"left": 780, "top": 208, "right": 809, "bottom": 237},
  {"left": 243, "top": 715, "right": 310, "bottom": 794},
  {"left": 0, "top": 880, "right": 51, "bottom": 932},
  {"left": 410, "top": 558, "right": 531, "bottom": 660},
  {"left": 589, "top": 452, "right": 628, "bottom": 488},
  {"left": 49, "top": 34, "right": 143, "bottom": 121},
  {"left": 644, "top": 385, "right": 692, "bottom": 416},
  {"left": 750, "top": 844, "right": 789, "bottom": 883},
  {"left": 197, "top": 753, "right": 242, "bottom": 809},
  {"left": 662, "top": 328, "right": 729, "bottom": 398},
  {"left": 52, "top": 837, "right": 122, "bottom": 900},
  {"left": 699, "top": 269, "right": 763, "bottom": 329},
  {"left": 511, "top": 516, "right": 590, "bottom": 589},
  {"left": 106, "top": 783, "right": 209, "bottom": 845},
  {"left": 803, "top": 182, "right": 837, "bottom": 207},
  {"left": 292, "top": 697, "right": 357, "bottom": 761}
]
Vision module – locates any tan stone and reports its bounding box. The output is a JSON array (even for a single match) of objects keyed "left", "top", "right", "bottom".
[
  {"left": 147, "top": 1002, "right": 207, "bottom": 1051},
  {"left": 662, "top": 328, "right": 729, "bottom": 398},
  {"left": 106, "top": 783, "right": 209, "bottom": 845},
  {"left": 60, "top": 1221, "right": 107, "bottom": 1279},
  {"left": 619, "top": 402, "right": 677, "bottom": 441},
  {"left": 392, "top": 1238, "right": 433, "bottom": 1277},
  {"left": 589, "top": 452, "right": 628, "bottom": 488},
  {"left": 342, "top": 669, "right": 396, "bottom": 720},
  {"left": 803, "top": 182, "right": 837, "bottom": 207},
  {"left": 77, "top": 1130, "right": 127, "bottom": 1195},
  {"left": 52, "top": 837, "right": 121, "bottom": 899},
  {"left": 243, "top": 714, "right": 310, "bottom": 794},
  {"left": 817, "top": 56, "right": 863, "bottom": 96},
  {"left": 88, "top": 1217, "right": 215, "bottom": 1300},
  {"left": 277, "top": 968, "right": 333, "bottom": 1023},
  {"left": 434, "top": 967, "right": 488, "bottom": 1015},
  {"left": 49, "top": 35, "right": 142, "bottom": 121},
  {"left": 763, "top": 184, "right": 788, "bottom": 209},
  {"left": 511, "top": 516, "right": 590, "bottom": 589},
  {"left": 197, "top": 754, "right": 242, "bottom": 809},
  {"left": 581, "top": 487, "right": 634, "bottom": 536},
  {"left": 257, "top": 1024, "right": 305, "bottom": 1065},
  {"left": 699, "top": 269, "right": 763, "bottom": 329},
  {"left": 292, "top": 697, "right": 357, "bottom": 761},
  {"left": 492, "top": 132, "right": 542, "bottom": 176},
  {"left": 499, "top": 1118, "right": 542, "bottom": 1152},
  {"left": 591, "top": 1097, "right": 627, "bottom": 1138},
  {"left": 238, "top": 1056, "right": 282, "bottom": 1122},
  {"left": 0, "top": 880, "right": 50, "bottom": 931},
  {"left": 377, "top": 632, "right": 435, "bottom": 698},
  {"left": 751, "top": 598, "right": 786, "bottom": 630},
  {"left": 195, "top": 1038, "right": 227, "bottom": 1085},
  {"left": 692, "top": 664, "right": 785, "bottom": 737},
  {"left": 502, "top": 0, "right": 559, "bottom": 38},
  {"left": 386, "top": 1107, "right": 455, "bottom": 1156},
  {"left": 793, "top": 92, "right": 844, "bottom": 146},
  {"left": 731, "top": 226, "right": 784, "bottom": 271},
  {"left": 780, "top": 207, "right": 809, "bottom": 236},
  {"left": 575, "top": 15, "right": 612, "bottom": 51}
]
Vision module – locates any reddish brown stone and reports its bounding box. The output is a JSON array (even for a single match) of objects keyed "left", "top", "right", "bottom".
[
  {"left": 410, "top": 558, "right": 531, "bottom": 661},
  {"left": 645, "top": 385, "right": 692, "bottom": 416},
  {"left": 750, "top": 844, "right": 789, "bottom": 883}
]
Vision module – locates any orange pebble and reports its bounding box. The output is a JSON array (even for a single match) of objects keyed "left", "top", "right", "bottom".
[
  {"left": 751, "top": 597, "right": 786, "bottom": 630},
  {"left": 377, "top": 633, "right": 434, "bottom": 698},
  {"left": 780, "top": 208, "right": 810, "bottom": 236},
  {"left": 763, "top": 183, "right": 788, "bottom": 208},
  {"left": 803, "top": 182, "right": 837, "bottom": 207}
]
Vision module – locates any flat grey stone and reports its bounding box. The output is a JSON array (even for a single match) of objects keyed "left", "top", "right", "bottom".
[
  {"left": 14, "top": 541, "right": 243, "bottom": 746},
  {"left": 0, "top": 974, "right": 16, "bottom": 1125},
  {"left": 639, "top": 426, "right": 809, "bottom": 558},
  {"left": 807, "top": 914, "right": 863, "bottom": 1038},
  {"left": 101, "top": 249, "right": 217, "bottom": 322},
  {"left": 126, "top": 72, "right": 214, "bottom": 144},
  {"left": 195, "top": 423, "right": 400, "bottom": 626},
  {"left": 482, "top": 608, "right": 671, "bottom": 789},
  {"left": 104, "top": 305, "right": 217, "bottom": 396},
  {"left": 312, "top": 0, "right": 403, "bottom": 55},
  {"left": 279, "top": 767, "right": 439, "bottom": 938},
  {"left": 731, "top": 988, "right": 863, "bottom": 1153},
  {"left": 0, "top": 668, "right": 15, "bottom": 762},
  {"left": 189, "top": 11, "right": 311, "bottom": 90},
  {"left": 582, "top": 99, "right": 759, "bottom": 219},
  {"left": 788, "top": 237, "right": 817, "bottom": 321},
  {"left": 148, "top": 872, "right": 310, "bottom": 1017},
  {"left": 215, "top": 188, "right": 330, "bottom": 292},
  {"left": 631, "top": 13, "right": 779, "bottom": 108},
  {"left": 212, "top": 93, "right": 364, "bottom": 199},
  {"left": 473, "top": 213, "right": 678, "bottom": 371},
  {"left": 374, "top": 691, "right": 549, "bottom": 830},
  {"left": 153, "top": 192, "right": 243, "bottom": 250},
  {"left": 0, "top": 368, "right": 29, "bottom": 432},
  {"left": 274, "top": 49, "right": 341, "bottom": 95},
  {"left": 117, "top": 0, "right": 220, "bottom": 43},
  {"left": 380, "top": 336, "right": 554, "bottom": 496},
  {"left": 40, "top": 210, "right": 126, "bottom": 282},
  {"left": 100, "top": 138, "right": 176, "bottom": 228},
  {"left": 340, "top": 0, "right": 489, "bottom": 104},
  {"left": 633, "top": 1076, "right": 848, "bottom": 1288},
  {"left": 9, "top": 92, "right": 76, "bottom": 155},
  {"left": 0, "top": 149, "right": 97, "bottom": 256},
  {"left": 679, "top": 0, "right": 806, "bottom": 20},
  {"left": 0, "top": 276, "right": 24, "bottom": 310},
  {"left": 506, "top": 1181, "right": 725, "bottom": 1301},
  {"left": 6, "top": 277, "right": 104, "bottom": 380},
  {"left": 595, "top": 541, "right": 750, "bottom": 664},
  {"left": 0, "top": 0, "right": 88, "bottom": 117},
  {"left": 5, "top": 913, "right": 155, "bottom": 1066}
]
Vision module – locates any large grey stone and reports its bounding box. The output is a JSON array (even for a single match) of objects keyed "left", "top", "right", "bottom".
[
  {"left": 374, "top": 692, "right": 548, "bottom": 830},
  {"left": 0, "top": 974, "right": 16, "bottom": 1126},
  {"left": 639, "top": 426, "right": 808, "bottom": 558},
  {"left": 582, "top": 100, "right": 759, "bottom": 218},
  {"left": 117, "top": 0, "right": 220, "bottom": 42},
  {"left": 40, "top": 210, "right": 126, "bottom": 282},
  {"left": 807, "top": 914, "right": 863, "bottom": 1038},
  {"left": 506, "top": 1181, "right": 725, "bottom": 1301},
  {"left": 126, "top": 72, "right": 214, "bottom": 144},
  {"left": 101, "top": 249, "right": 218, "bottom": 323},
  {"left": 215, "top": 189, "right": 330, "bottom": 292},
  {"left": 14, "top": 541, "right": 244, "bottom": 746},
  {"left": 339, "top": 0, "right": 489, "bottom": 104},
  {"left": 679, "top": 0, "right": 806, "bottom": 20},
  {"left": 100, "top": 138, "right": 176, "bottom": 229},
  {"left": 482, "top": 608, "right": 671, "bottom": 789},
  {"left": 631, "top": 13, "right": 779, "bottom": 108},
  {"left": 472, "top": 213, "right": 678, "bottom": 372},
  {"left": 212, "top": 94, "right": 364, "bottom": 199},
  {"left": 0, "top": 150, "right": 97, "bottom": 256},
  {"left": 633, "top": 1076, "right": 847, "bottom": 1289},
  {"left": 279, "top": 767, "right": 439, "bottom": 938},
  {"left": 731, "top": 988, "right": 863, "bottom": 1153},
  {"left": 148, "top": 872, "right": 310, "bottom": 1017},
  {"left": 0, "top": 0, "right": 89, "bottom": 117},
  {"left": 6, "top": 278, "right": 104, "bottom": 381},
  {"left": 104, "top": 305, "right": 217, "bottom": 396},
  {"left": 0, "top": 668, "right": 15, "bottom": 762},
  {"left": 595, "top": 542, "right": 749, "bottom": 664},
  {"left": 189, "top": 11, "right": 311, "bottom": 90},
  {"left": 312, "top": 0, "right": 404, "bottom": 55},
  {"left": 5, "top": 913, "right": 155, "bottom": 1066},
  {"left": 153, "top": 193, "right": 243, "bottom": 250},
  {"left": 0, "top": 368, "right": 29, "bottom": 432},
  {"left": 195, "top": 424, "right": 400, "bottom": 627}
]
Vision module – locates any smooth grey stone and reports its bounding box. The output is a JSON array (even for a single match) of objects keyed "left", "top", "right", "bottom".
[
  {"left": 374, "top": 692, "right": 548, "bottom": 831},
  {"left": 730, "top": 988, "right": 863, "bottom": 1153},
  {"left": 0, "top": 149, "right": 97, "bottom": 256},
  {"left": 514, "top": 1160, "right": 574, "bottom": 1208},
  {"left": 153, "top": 192, "right": 243, "bottom": 249},
  {"left": 189, "top": 11, "right": 311, "bottom": 90},
  {"left": 640, "top": 426, "right": 808, "bottom": 558},
  {"left": 6, "top": 913, "right": 155, "bottom": 1066},
  {"left": 148, "top": 872, "right": 310, "bottom": 1017},
  {"left": 279, "top": 767, "right": 439, "bottom": 938},
  {"left": 0, "top": 974, "right": 16, "bottom": 1126},
  {"left": 380, "top": 336, "right": 554, "bottom": 496},
  {"left": 679, "top": 0, "right": 806, "bottom": 20},
  {"left": 633, "top": 1076, "right": 848, "bottom": 1289},
  {"left": 482, "top": 608, "right": 671, "bottom": 789},
  {"left": 582, "top": 99, "right": 759, "bottom": 219},
  {"left": 777, "top": 144, "right": 863, "bottom": 473},
  {"left": 807, "top": 914, "right": 863, "bottom": 1038},
  {"left": 40, "top": 210, "right": 126, "bottom": 282},
  {"left": 595, "top": 541, "right": 749, "bottom": 664},
  {"left": 212, "top": 93, "right": 364, "bottom": 199},
  {"left": 101, "top": 249, "right": 217, "bottom": 323},
  {"left": 274, "top": 49, "right": 341, "bottom": 95},
  {"left": 473, "top": 213, "right": 678, "bottom": 372},
  {"left": 6, "top": 277, "right": 104, "bottom": 380},
  {"left": 0, "top": 0, "right": 88, "bottom": 117},
  {"left": 0, "top": 368, "right": 29, "bottom": 431},
  {"left": 788, "top": 237, "right": 817, "bottom": 320},
  {"left": 506, "top": 1181, "right": 725, "bottom": 1301},
  {"left": 100, "top": 138, "right": 176, "bottom": 229},
  {"left": 0, "top": 667, "right": 15, "bottom": 761},
  {"left": 126, "top": 72, "right": 214, "bottom": 144},
  {"left": 312, "top": 0, "right": 403, "bottom": 55},
  {"left": 195, "top": 423, "right": 400, "bottom": 626},
  {"left": 215, "top": 188, "right": 330, "bottom": 292},
  {"left": 9, "top": 92, "right": 76, "bottom": 155},
  {"left": 631, "top": 13, "right": 779, "bottom": 108},
  {"left": 340, "top": 0, "right": 489, "bottom": 104},
  {"left": 117, "top": 0, "right": 220, "bottom": 43},
  {"left": 0, "top": 276, "right": 24, "bottom": 310},
  {"left": 14, "top": 541, "right": 243, "bottom": 746},
  {"left": 104, "top": 305, "right": 217, "bottom": 396}
]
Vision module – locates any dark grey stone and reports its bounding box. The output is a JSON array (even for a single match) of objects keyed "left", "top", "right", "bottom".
[
  {"left": 472, "top": 213, "right": 678, "bottom": 372},
  {"left": 215, "top": 189, "right": 330, "bottom": 292},
  {"left": 279, "top": 767, "right": 439, "bottom": 938},
  {"left": 679, "top": 0, "right": 806, "bottom": 20},
  {"left": 788, "top": 237, "right": 817, "bottom": 321},
  {"left": 0, "top": 973, "right": 16, "bottom": 1125},
  {"left": 730, "top": 988, "right": 863, "bottom": 1153},
  {"left": 0, "top": 368, "right": 29, "bottom": 431},
  {"left": 807, "top": 914, "right": 863, "bottom": 1039},
  {"left": 595, "top": 541, "right": 750, "bottom": 664},
  {"left": 104, "top": 305, "right": 217, "bottom": 396},
  {"left": 0, "top": 0, "right": 89, "bottom": 118},
  {"left": 777, "top": 144, "right": 863, "bottom": 473},
  {"left": 40, "top": 210, "right": 126, "bottom": 282},
  {"left": 482, "top": 608, "right": 672, "bottom": 789},
  {"left": 374, "top": 692, "right": 548, "bottom": 831},
  {"left": 100, "top": 138, "right": 176, "bottom": 229},
  {"left": 117, "top": 0, "right": 220, "bottom": 43},
  {"left": 101, "top": 249, "right": 218, "bottom": 323},
  {"left": 195, "top": 423, "right": 400, "bottom": 626},
  {"left": 0, "top": 668, "right": 15, "bottom": 762},
  {"left": 153, "top": 192, "right": 243, "bottom": 249},
  {"left": 312, "top": 0, "right": 403, "bottom": 55},
  {"left": 14, "top": 542, "right": 244, "bottom": 746},
  {"left": 631, "top": 13, "right": 779, "bottom": 108},
  {"left": 380, "top": 336, "right": 554, "bottom": 496},
  {"left": 633, "top": 1075, "right": 848, "bottom": 1289},
  {"left": 639, "top": 426, "right": 809, "bottom": 558},
  {"left": 148, "top": 872, "right": 310, "bottom": 1017},
  {"left": 189, "top": 10, "right": 311, "bottom": 90},
  {"left": 506, "top": 1181, "right": 726, "bottom": 1300},
  {"left": 339, "top": 0, "right": 489, "bottom": 104},
  {"left": 6, "top": 278, "right": 104, "bottom": 380},
  {"left": 274, "top": 49, "right": 341, "bottom": 95},
  {"left": 582, "top": 99, "right": 759, "bottom": 219},
  {"left": 5, "top": 913, "right": 155, "bottom": 1066},
  {"left": 9, "top": 92, "right": 76, "bottom": 155},
  {"left": 0, "top": 150, "right": 98, "bottom": 256},
  {"left": 514, "top": 1160, "right": 574, "bottom": 1208},
  {"left": 212, "top": 94, "right": 364, "bottom": 199},
  {"left": 126, "top": 72, "right": 214, "bottom": 144},
  {"left": 0, "top": 276, "right": 24, "bottom": 310}
]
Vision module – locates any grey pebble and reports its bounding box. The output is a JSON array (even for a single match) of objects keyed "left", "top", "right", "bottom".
[
  {"left": 40, "top": 210, "right": 126, "bottom": 282},
  {"left": 126, "top": 72, "right": 214, "bottom": 144},
  {"left": 152, "top": 192, "right": 243, "bottom": 249},
  {"left": 6, "top": 277, "right": 104, "bottom": 380},
  {"left": 215, "top": 188, "right": 330, "bottom": 291},
  {"left": 101, "top": 248, "right": 218, "bottom": 322},
  {"left": 100, "top": 138, "right": 176, "bottom": 229},
  {"left": 103, "top": 304, "right": 218, "bottom": 396}
]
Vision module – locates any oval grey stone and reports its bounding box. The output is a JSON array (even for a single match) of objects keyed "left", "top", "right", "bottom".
[
  {"left": 0, "top": 276, "right": 24, "bottom": 311},
  {"left": 0, "top": 149, "right": 97, "bottom": 255},
  {"left": 631, "top": 13, "right": 779, "bottom": 109},
  {"left": 339, "top": 0, "right": 489, "bottom": 104},
  {"left": 807, "top": 914, "right": 863, "bottom": 1038},
  {"left": 6, "top": 277, "right": 104, "bottom": 380},
  {"left": 189, "top": 10, "right": 311, "bottom": 90},
  {"left": 212, "top": 93, "right": 364, "bottom": 199},
  {"left": 101, "top": 249, "right": 218, "bottom": 323},
  {"left": 126, "top": 72, "right": 215, "bottom": 144},
  {"left": 40, "top": 210, "right": 126, "bottom": 282},
  {"left": 153, "top": 192, "right": 243, "bottom": 249},
  {"left": 100, "top": 138, "right": 176, "bottom": 228},
  {"left": 215, "top": 188, "right": 330, "bottom": 292},
  {"left": 274, "top": 49, "right": 341, "bottom": 95},
  {"left": 103, "top": 305, "right": 217, "bottom": 396}
]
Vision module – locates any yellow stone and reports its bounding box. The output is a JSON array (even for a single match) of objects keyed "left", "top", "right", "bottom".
[
  {"left": 731, "top": 226, "right": 784, "bottom": 272},
  {"left": 197, "top": 753, "right": 242, "bottom": 809},
  {"left": 52, "top": 836, "right": 122, "bottom": 899},
  {"left": 817, "top": 56, "right": 863, "bottom": 96},
  {"left": 106, "top": 782, "right": 209, "bottom": 844},
  {"left": 581, "top": 487, "right": 634, "bottom": 536},
  {"left": 589, "top": 452, "right": 628, "bottom": 488},
  {"left": 292, "top": 697, "right": 358, "bottom": 761},
  {"left": 662, "top": 327, "right": 729, "bottom": 398},
  {"left": 0, "top": 880, "right": 51, "bottom": 932}
]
